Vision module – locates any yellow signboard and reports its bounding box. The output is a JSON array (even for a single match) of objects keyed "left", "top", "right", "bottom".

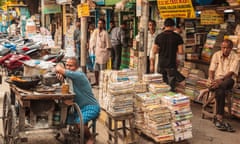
[
  {"left": 157, "top": 0, "right": 195, "bottom": 19},
  {"left": 77, "top": 3, "right": 90, "bottom": 18},
  {"left": 200, "top": 10, "right": 224, "bottom": 25}
]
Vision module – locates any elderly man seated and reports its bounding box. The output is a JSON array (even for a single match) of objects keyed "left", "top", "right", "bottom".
[{"left": 208, "top": 39, "right": 239, "bottom": 132}]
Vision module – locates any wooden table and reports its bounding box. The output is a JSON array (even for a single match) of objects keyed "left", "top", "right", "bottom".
[{"left": 9, "top": 84, "right": 75, "bottom": 131}]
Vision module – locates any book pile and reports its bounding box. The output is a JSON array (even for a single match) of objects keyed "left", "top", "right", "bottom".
[
  {"left": 99, "top": 70, "right": 137, "bottom": 115},
  {"left": 107, "top": 81, "right": 135, "bottom": 116},
  {"left": 134, "top": 92, "right": 163, "bottom": 130},
  {"left": 161, "top": 93, "right": 193, "bottom": 142},
  {"left": 143, "top": 104, "right": 174, "bottom": 142},
  {"left": 148, "top": 83, "right": 171, "bottom": 93},
  {"left": 201, "top": 29, "right": 220, "bottom": 62},
  {"left": 232, "top": 88, "right": 240, "bottom": 118},
  {"left": 184, "top": 69, "right": 206, "bottom": 100},
  {"left": 142, "top": 73, "right": 163, "bottom": 84}
]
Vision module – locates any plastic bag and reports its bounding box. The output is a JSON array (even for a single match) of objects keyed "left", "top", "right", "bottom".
[{"left": 86, "top": 52, "right": 95, "bottom": 72}]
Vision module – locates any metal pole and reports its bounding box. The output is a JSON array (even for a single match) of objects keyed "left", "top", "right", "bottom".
[
  {"left": 80, "top": 0, "right": 87, "bottom": 73},
  {"left": 41, "top": 0, "right": 45, "bottom": 27},
  {"left": 143, "top": 0, "right": 149, "bottom": 74}
]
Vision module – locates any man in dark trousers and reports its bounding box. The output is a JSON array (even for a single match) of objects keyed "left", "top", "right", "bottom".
[
  {"left": 150, "top": 18, "right": 184, "bottom": 91},
  {"left": 208, "top": 39, "right": 239, "bottom": 132},
  {"left": 110, "top": 21, "right": 128, "bottom": 70}
]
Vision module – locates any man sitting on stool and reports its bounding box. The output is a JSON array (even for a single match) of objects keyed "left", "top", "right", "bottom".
[{"left": 208, "top": 39, "right": 239, "bottom": 132}]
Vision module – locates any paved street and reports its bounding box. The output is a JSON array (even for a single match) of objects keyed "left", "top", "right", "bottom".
[{"left": 0, "top": 72, "right": 239, "bottom": 144}]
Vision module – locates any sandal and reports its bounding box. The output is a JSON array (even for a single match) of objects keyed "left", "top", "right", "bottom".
[
  {"left": 215, "top": 120, "right": 227, "bottom": 131},
  {"left": 224, "top": 122, "right": 236, "bottom": 132}
]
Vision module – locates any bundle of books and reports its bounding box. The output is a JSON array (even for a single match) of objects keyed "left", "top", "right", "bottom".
[
  {"left": 161, "top": 93, "right": 193, "bottom": 142},
  {"left": 232, "top": 88, "right": 240, "bottom": 118}
]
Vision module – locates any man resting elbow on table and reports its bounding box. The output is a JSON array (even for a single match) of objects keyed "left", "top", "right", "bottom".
[
  {"left": 208, "top": 39, "right": 239, "bottom": 132},
  {"left": 55, "top": 57, "right": 100, "bottom": 144}
]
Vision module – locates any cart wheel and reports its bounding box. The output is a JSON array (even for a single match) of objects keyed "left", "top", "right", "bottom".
[
  {"left": 4, "top": 105, "right": 18, "bottom": 144},
  {"left": 69, "top": 103, "right": 84, "bottom": 144},
  {"left": 2, "top": 92, "right": 11, "bottom": 130}
]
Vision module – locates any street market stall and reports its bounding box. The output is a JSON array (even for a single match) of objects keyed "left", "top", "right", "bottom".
[{"left": 1, "top": 76, "right": 84, "bottom": 144}]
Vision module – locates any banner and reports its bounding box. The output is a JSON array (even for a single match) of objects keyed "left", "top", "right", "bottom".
[
  {"left": 157, "top": 0, "right": 195, "bottom": 19},
  {"left": 200, "top": 10, "right": 224, "bottom": 25}
]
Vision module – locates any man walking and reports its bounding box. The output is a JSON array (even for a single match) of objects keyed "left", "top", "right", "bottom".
[{"left": 150, "top": 18, "right": 184, "bottom": 91}]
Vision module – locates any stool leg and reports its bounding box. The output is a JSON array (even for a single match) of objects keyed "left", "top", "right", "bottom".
[
  {"left": 122, "top": 120, "right": 127, "bottom": 137},
  {"left": 108, "top": 117, "right": 112, "bottom": 141},
  {"left": 129, "top": 118, "right": 135, "bottom": 143},
  {"left": 114, "top": 120, "right": 118, "bottom": 144}
]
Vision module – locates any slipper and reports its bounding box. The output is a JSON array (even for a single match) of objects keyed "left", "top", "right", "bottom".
[
  {"left": 215, "top": 120, "right": 227, "bottom": 131},
  {"left": 224, "top": 122, "right": 236, "bottom": 132}
]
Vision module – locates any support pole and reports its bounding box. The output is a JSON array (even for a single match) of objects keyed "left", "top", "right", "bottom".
[
  {"left": 138, "top": 0, "right": 149, "bottom": 79},
  {"left": 41, "top": 0, "right": 45, "bottom": 27},
  {"left": 80, "top": 0, "right": 87, "bottom": 73}
]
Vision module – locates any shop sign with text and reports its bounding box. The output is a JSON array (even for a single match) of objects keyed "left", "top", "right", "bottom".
[
  {"left": 157, "top": 0, "right": 195, "bottom": 19},
  {"left": 77, "top": 3, "right": 90, "bottom": 17},
  {"left": 200, "top": 10, "right": 224, "bottom": 25}
]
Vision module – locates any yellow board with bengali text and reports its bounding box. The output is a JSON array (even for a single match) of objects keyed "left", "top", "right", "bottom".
[
  {"left": 200, "top": 10, "right": 224, "bottom": 25},
  {"left": 77, "top": 3, "right": 90, "bottom": 18},
  {"left": 157, "top": 0, "right": 195, "bottom": 19}
]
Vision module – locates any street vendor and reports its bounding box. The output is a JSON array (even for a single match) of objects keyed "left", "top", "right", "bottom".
[
  {"left": 55, "top": 57, "right": 100, "bottom": 144},
  {"left": 208, "top": 39, "right": 239, "bottom": 132}
]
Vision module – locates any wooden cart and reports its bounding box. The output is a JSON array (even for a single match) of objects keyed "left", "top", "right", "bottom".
[{"left": 2, "top": 83, "right": 85, "bottom": 144}]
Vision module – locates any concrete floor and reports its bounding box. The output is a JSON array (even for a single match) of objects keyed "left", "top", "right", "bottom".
[{"left": 0, "top": 72, "right": 240, "bottom": 144}]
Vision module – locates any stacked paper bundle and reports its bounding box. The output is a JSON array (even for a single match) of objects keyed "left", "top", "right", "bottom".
[
  {"left": 99, "top": 69, "right": 138, "bottom": 110},
  {"left": 143, "top": 104, "right": 174, "bottom": 142},
  {"left": 134, "top": 81, "right": 148, "bottom": 93},
  {"left": 161, "top": 93, "right": 193, "bottom": 142},
  {"left": 134, "top": 92, "right": 163, "bottom": 130},
  {"left": 232, "top": 88, "right": 240, "bottom": 118},
  {"left": 185, "top": 69, "right": 206, "bottom": 100},
  {"left": 108, "top": 69, "right": 138, "bottom": 82},
  {"left": 107, "top": 81, "right": 135, "bottom": 116},
  {"left": 99, "top": 70, "right": 113, "bottom": 110},
  {"left": 142, "top": 73, "right": 163, "bottom": 84},
  {"left": 148, "top": 83, "right": 171, "bottom": 93}
]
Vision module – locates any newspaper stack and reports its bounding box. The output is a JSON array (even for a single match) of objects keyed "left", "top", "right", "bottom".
[
  {"left": 98, "top": 70, "right": 112, "bottom": 110},
  {"left": 99, "top": 69, "right": 138, "bottom": 110},
  {"left": 142, "top": 73, "right": 163, "bottom": 84},
  {"left": 107, "top": 81, "right": 135, "bottom": 116},
  {"left": 134, "top": 81, "right": 148, "bottom": 93},
  {"left": 161, "top": 93, "right": 193, "bottom": 142},
  {"left": 143, "top": 104, "right": 174, "bottom": 142},
  {"left": 148, "top": 83, "right": 171, "bottom": 93}
]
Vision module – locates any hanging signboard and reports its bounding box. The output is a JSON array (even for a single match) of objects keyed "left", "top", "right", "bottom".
[
  {"left": 43, "top": 5, "right": 61, "bottom": 14},
  {"left": 77, "top": 3, "right": 90, "bottom": 17},
  {"left": 157, "top": 0, "right": 195, "bottom": 19},
  {"left": 200, "top": 10, "right": 224, "bottom": 25}
]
